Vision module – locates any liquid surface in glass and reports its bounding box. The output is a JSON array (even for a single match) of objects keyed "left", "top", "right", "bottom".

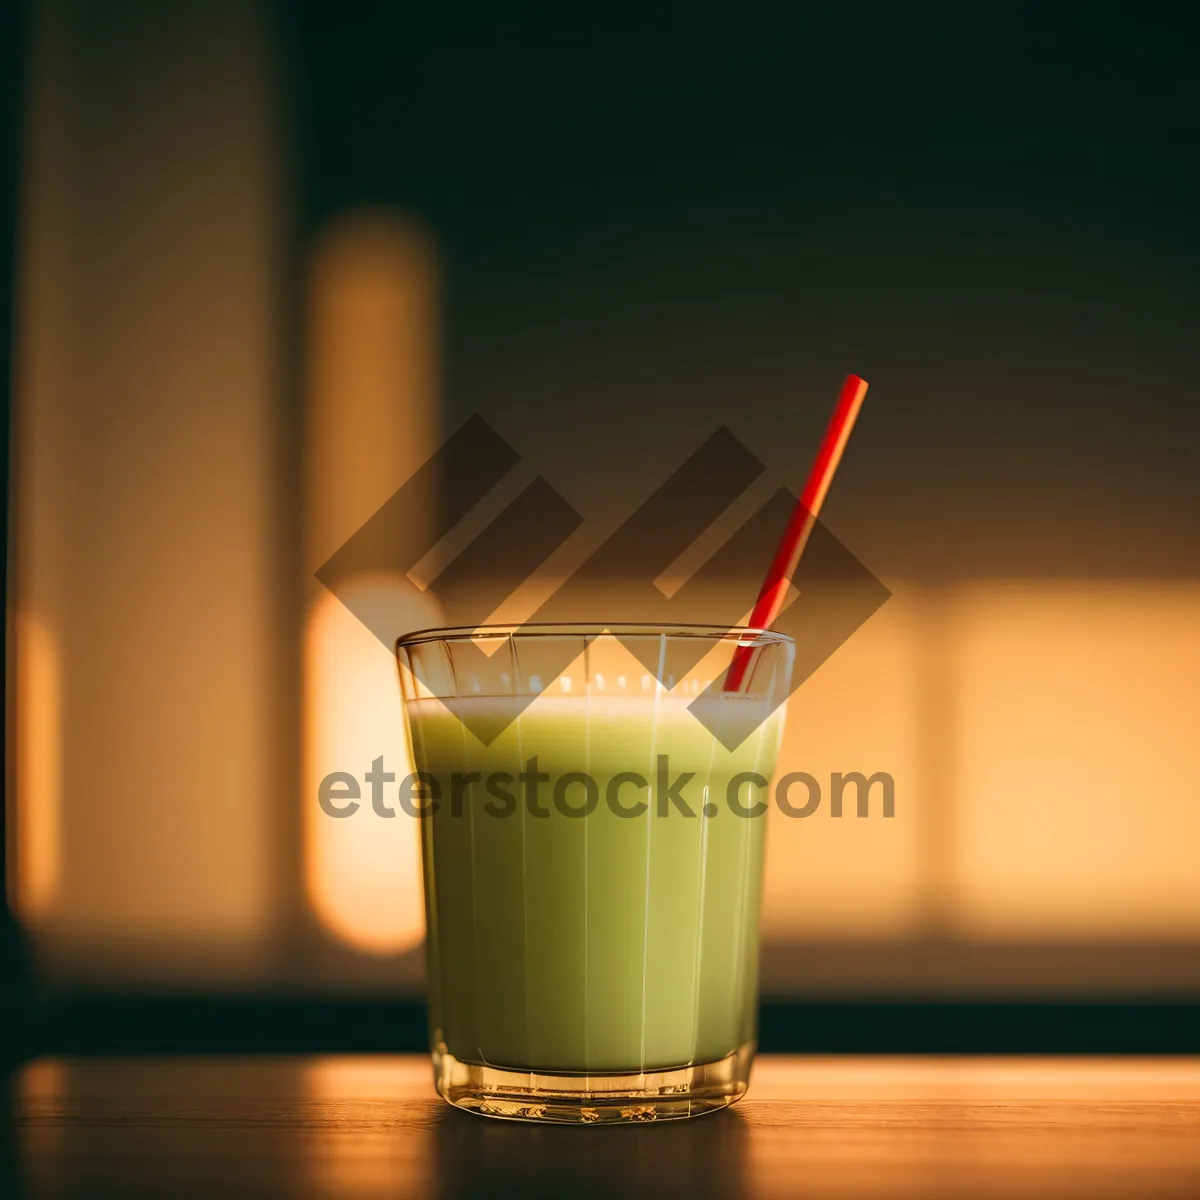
[{"left": 407, "top": 692, "right": 783, "bottom": 1073}]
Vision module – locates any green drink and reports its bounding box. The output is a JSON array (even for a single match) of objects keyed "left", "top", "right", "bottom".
[{"left": 397, "top": 624, "right": 793, "bottom": 1123}]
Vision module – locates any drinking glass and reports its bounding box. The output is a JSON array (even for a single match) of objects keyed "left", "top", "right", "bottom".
[{"left": 396, "top": 622, "right": 793, "bottom": 1123}]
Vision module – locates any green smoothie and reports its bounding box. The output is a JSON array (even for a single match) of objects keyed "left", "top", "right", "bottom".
[{"left": 407, "top": 692, "right": 784, "bottom": 1074}]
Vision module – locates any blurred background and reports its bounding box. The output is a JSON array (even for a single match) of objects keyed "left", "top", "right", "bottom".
[{"left": 3, "top": 1, "right": 1199, "bottom": 1056}]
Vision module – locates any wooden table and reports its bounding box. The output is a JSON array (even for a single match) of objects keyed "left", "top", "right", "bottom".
[{"left": 12, "top": 1055, "right": 1200, "bottom": 1197}]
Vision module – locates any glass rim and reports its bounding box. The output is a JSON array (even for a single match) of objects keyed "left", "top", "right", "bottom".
[{"left": 395, "top": 621, "right": 794, "bottom": 653}]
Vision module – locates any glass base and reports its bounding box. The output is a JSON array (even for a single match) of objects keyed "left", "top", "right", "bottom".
[{"left": 432, "top": 1041, "right": 754, "bottom": 1124}]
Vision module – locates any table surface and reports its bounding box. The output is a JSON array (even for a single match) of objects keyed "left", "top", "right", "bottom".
[{"left": 11, "top": 1055, "right": 1200, "bottom": 1198}]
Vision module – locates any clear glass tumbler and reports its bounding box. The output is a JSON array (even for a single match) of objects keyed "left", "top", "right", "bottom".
[{"left": 396, "top": 623, "right": 794, "bottom": 1123}]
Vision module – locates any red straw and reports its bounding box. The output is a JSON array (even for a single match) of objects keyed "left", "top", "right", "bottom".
[{"left": 724, "top": 374, "right": 869, "bottom": 692}]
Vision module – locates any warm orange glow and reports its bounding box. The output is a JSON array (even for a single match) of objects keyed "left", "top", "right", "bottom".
[
  {"left": 17, "top": 1058, "right": 66, "bottom": 1105},
  {"left": 12, "top": 612, "right": 62, "bottom": 925},
  {"left": 303, "top": 1055, "right": 432, "bottom": 1099},
  {"left": 301, "top": 1058, "right": 433, "bottom": 1194},
  {"left": 303, "top": 210, "right": 441, "bottom": 956},
  {"left": 762, "top": 586, "right": 926, "bottom": 938},
  {"left": 14, "top": 1058, "right": 66, "bottom": 1198},
  {"left": 11, "top": 0, "right": 281, "bottom": 978},
  {"left": 305, "top": 212, "right": 438, "bottom": 561},
  {"left": 753, "top": 581, "right": 1200, "bottom": 947},
  {"left": 948, "top": 582, "right": 1200, "bottom": 938},
  {"left": 303, "top": 582, "right": 434, "bottom": 956}
]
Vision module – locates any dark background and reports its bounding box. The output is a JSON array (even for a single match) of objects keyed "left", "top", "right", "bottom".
[
  {"left": 286, "top": 3, "right": 1200, "bottom": 579},
  {"left": 3, "top": 3, "right": 1199, "bottom": 1062}
]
